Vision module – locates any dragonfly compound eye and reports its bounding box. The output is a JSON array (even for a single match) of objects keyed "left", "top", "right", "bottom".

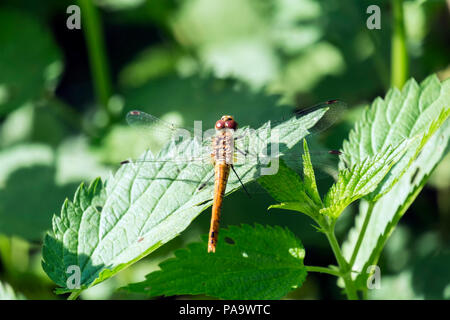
[
  {"left": 224, "top": 120, "right": 237, "bottom": 129},
  {"left": 215, "top": 120, "right": 225, "bottom": 130}
]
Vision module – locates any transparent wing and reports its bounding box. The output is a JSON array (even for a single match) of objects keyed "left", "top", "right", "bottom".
[
  {"left": 232, "top": 147, "right": 342, "bottom": 181},
  {"left": 126, "top": 110, "right": 192, "bottom": 132},
  {"left": 126, "top": 100, "right": 345, "bottom": 148},
  {"left": 120, "top": 141, "right": 212, "bottom": 165},
  {"left": 191, "top": 150, "right": 342, "bottom": 195},
  {"left": 245, "top": 99, "right": 347, "bottom": 136},
  {"left": 121, "top": 153, "right": 214, "bottom": 190},
  {"left": 120, "top": 149, "right": 341, "bottom": 197},
  {"left": 126, "top": 110, "right": 203, "bottom": 147},
  {"left": 230, "top": 100, "right": 346, "bottom": 180},
  {"left": 121, "top": 99, "right": 346, "bottom": 193},
  {"left": 284, "top": 99, "right": 346, "bottom": 135}
]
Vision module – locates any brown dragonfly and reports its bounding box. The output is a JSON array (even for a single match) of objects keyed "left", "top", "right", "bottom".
[{"left": 121, "top": 100, "right": 346, "bottom": 252}]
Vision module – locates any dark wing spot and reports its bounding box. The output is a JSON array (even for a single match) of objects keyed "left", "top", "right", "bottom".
[
  {"left": 120, "top": 160, "right": 130, "bottom": 165},
  {"left": 95, "top": 206, "right": 103, "bottom": 212},
  {"left": 224, "top": 237, "right": 235, "bottom": 245}
]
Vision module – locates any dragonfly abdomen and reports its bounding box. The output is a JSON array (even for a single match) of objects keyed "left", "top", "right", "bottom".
[{"left": 208, "top": 163, "right": 230, "bottom": 253}]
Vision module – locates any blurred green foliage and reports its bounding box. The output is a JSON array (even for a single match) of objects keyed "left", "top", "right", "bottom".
[{"left": 0, "top": 0, "right": 448, "bottom": 300}]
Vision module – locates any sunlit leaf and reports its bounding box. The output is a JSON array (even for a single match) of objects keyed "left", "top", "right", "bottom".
[
  {"left": 341, "top": 75, "right": 450, "bottom": 200},
  {"left": 258, "top": 140, "right": 322, "bottom": 219},
  {"left": 342, "top": 75, "right": 450, "bottom": 289},
  {"left": 123, "top": 224, "right": 307, "bottom": 300},
  {"left": 321, "top": 141, "right": 410, "bottom": 219}
]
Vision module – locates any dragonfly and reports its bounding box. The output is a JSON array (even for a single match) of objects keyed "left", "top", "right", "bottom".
[{"left": 121, "top": 100, "right": 346, "bottom": 253}]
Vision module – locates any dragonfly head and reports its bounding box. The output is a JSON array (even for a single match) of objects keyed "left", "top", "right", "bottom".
[{"left": 216, "top": 115, "right": 238, "bottom": 131}]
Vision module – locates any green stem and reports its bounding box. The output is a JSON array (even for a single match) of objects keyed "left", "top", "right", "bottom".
[
  {"left": 391, "top": 0, "right": 409, "bottom": 89},
  {"left": 325, "top": 226, "right": 348, "bottom": 271},
  {"left": 324, "top": 226, "right": 359, "bottom": 300},
  {"left": 67, "top": 290, "right": 82, "bottom": 300},
  {"left": 78, "top": 0, "right": 113, "bottom": 116},
  {"left": 349, "top": 201, "right": 375, "bottom": 267},
  {"left": 305, "top": 265, "right": 341, "bottom": 277}
]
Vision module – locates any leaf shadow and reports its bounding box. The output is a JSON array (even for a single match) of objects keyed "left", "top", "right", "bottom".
[{"left": 42, "top": 238, "right": 107, "bottom": 294}]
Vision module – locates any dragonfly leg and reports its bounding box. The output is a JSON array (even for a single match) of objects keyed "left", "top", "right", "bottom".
[
  {"left": 230, "top": 164, "right": 250, "bottom": 198},
  {"left": 198, "top": 171, "right": 215, "bottom": 191},
  {"left": 235, "top": 146, "right": 248, "bottom": 156}
]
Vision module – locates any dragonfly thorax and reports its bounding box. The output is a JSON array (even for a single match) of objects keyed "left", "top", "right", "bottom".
[{"left": 212, "top": 129, "right": 235, "bottom": 165}]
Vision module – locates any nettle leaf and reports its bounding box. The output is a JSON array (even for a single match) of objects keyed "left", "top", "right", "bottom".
[
  {"left": 343, "top": 112, "right": 450, "bottom": 289},
  {"left": 42, "top": 179, "right": 107, "bottom": 292},
  {"left": 259, "top": 137, "right": 410, "bottom": 221},
  {"left": 258, "top": 140, "right": 322, "bottom": 219},
  {"left": 42, "top": 107, "right": 327, "bottom": 294},
  {"left": 341, "top": 75, "right": 450, "bottom": 199},
  {"left": 300, "top": 139, "right": 322, "bottom": 206},
  {"left": 340, "top": 75, "right": 450, "bottom": 288},
  {"left": 320, "top": 141, "right": 410, "bottom": 219},
  {"left": 123, "top": 224, "right": 307, "bottom": 300}
]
